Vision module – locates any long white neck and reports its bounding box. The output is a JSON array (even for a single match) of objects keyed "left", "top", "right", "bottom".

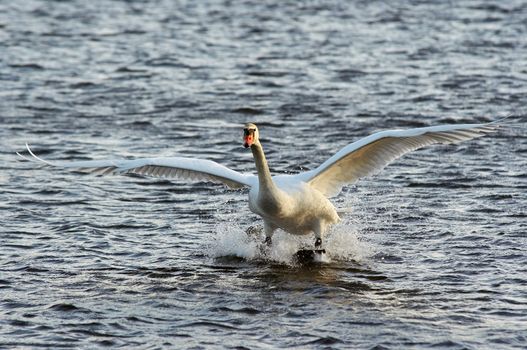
[{"left": 251, "top": 142, "right": 276, "bottom": 192}]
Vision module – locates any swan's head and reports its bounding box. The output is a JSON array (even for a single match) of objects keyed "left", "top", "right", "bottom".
[{"left": 243, "top": 123, "right": 259, "bottom": 148}]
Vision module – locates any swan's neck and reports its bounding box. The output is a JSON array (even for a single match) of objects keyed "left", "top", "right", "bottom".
[{"left": 251, "top": 143, "right": 276, "bottom": 192}]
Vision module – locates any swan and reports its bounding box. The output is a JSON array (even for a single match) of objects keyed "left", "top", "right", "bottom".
[{"left": 18, "top": 120, "right": 503, "bottom": 252}]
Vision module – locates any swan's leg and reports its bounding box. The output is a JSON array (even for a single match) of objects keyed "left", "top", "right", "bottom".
[
  {"left": 263, "top": 221, "right": 276, "bottom": 246},
  {"left": 314, "top": 221, "right": 324, "bottom": 249}
]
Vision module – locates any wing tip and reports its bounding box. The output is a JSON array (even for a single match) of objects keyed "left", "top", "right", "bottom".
[
  {"left": 487, "top": 114, "right": 515, "bottom": 128},
  {"left": 17, "top": 143, "right": 55, "bottom": 166},
  {"left": 16, "top": 150, "right": 32, "bottom": 162}
]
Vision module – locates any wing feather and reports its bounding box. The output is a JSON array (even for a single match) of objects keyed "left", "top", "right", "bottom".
[
  {"left": 18, "top": 144, "right": 255, "bottom": 189},
  {"left": 298, "top": 121, "right": 502, "bottom": 197}
]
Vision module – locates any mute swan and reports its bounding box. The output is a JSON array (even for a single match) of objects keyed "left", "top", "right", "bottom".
[{"left": 18, "top": 120, "right": 502, "bottom": 251}]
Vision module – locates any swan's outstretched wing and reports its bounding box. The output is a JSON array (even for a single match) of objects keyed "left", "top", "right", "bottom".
[
  {"left": 298, "top": 121, "right": 502, "bottom": 197},
  {"left": 17, "top": 144, "right": 255, "bottom": 189}
]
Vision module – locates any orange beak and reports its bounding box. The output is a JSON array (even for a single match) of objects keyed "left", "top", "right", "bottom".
[{"left": 243, "top": 134, "right": 254, "bottom": 148}]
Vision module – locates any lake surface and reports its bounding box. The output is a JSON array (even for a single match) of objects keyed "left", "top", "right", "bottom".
[{"left": 1, "top": 0, "right": 526, "bottom": 348}]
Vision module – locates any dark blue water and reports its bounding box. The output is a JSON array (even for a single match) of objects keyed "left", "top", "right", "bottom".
[{"left": 1, "top": 0, "right": 526, "bottom": 348}]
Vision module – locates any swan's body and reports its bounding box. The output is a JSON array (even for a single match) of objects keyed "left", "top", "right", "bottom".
[
  {"left": 18, "top": 120, "right": 503, "bottom": 249},
  {"left": 248, "top": 175, "right": 339, "bottom": 241}
]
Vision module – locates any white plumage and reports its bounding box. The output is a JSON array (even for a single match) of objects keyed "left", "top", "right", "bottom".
[{"left": 18, "top": 120, "right": 502, "bottom": 249}]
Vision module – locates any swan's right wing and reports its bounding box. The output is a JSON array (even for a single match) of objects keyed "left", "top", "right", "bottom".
[
  {"left": 17, "top": 144, "right": 256, "bottom": 189},
  {"left": 297, "top": 121, "right": 502, "bottom": 197}
]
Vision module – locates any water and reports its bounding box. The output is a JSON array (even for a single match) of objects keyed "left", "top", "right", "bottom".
[{"left": 1, "top": 0, "right": 526, "bottom": 348}]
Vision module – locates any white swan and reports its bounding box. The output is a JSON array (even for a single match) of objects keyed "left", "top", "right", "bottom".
[{"left": 18, "top": 120, "right": 502, "bottom": 250}]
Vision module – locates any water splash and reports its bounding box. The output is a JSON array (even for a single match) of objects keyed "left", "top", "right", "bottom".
[
  {"left": 325, "top": 223, "right": 374, "bottom": 263},
  {"left": 207, "top": 221, "right": 260, "bottom": 260},
  {"left": 207, "top": 219, "right": 374, "bottom": 265}
]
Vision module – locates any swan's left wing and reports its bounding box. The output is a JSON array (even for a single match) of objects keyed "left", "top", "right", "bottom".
[
  {"left": 297, "top": 121, "right": 502, "bottom": 197},
  {"left": 17, "top": 144, "right": 255, "bottom": 189}
]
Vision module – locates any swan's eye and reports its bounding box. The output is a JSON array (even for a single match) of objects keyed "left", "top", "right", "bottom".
[{"left": 243, "top": 128, "right": 255, "bottom": 136}]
